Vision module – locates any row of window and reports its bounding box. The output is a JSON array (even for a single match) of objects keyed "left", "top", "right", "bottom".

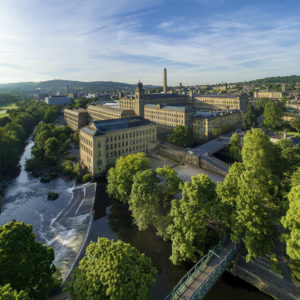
[{"left": 106, "top": 128, "right": 155, "bottom": 142}]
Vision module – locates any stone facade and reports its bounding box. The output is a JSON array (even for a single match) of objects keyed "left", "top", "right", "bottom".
[
  {"left": 192, "top": 110, "right": 241, "bottom": 140},
  {"left": 63, "top": 108, "right": 89, "bottom": 131},
  {"left": 253, "top": 91, "right": 283, "bottom": 99},
  {"left": 192, "top": 94, "right": 248, "bottom": 111},
  {"left": 79, "top": 117, "right": 157, "bottom": 176},
  {"left": 87, "top": 105, "right": 135, "bottom": 121}
]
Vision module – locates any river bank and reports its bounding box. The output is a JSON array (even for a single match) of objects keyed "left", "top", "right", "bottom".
[{"left": 0, "top": 138, "right": 97, "bottom": 281}]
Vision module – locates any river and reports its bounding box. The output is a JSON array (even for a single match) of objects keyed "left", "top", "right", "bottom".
[
  {"left": 0, "top": 140, "right": 272, "bottom": 300},
  {"left": 0, "top": 139, "right": 88, "bottom": 278}
]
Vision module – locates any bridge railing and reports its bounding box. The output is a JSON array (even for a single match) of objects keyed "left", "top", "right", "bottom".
[
  {"left": 190, "top": 239, "right": 241, "bottom": 300},
  {"left": 164, "top": 235, "right": 228, "bottom": 300}
]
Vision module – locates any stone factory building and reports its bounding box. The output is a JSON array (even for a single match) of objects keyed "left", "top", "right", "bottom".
[
  {"left": 79, "top": 117, "right": 157, "bottom": 176},
  {"left": 64, "top": 108, "right": 89, "bottom": 131},
  {"left": 253, "top": 90, "right": 283, "bottom": 99}
]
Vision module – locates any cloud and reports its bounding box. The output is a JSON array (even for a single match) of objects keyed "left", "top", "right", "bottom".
[{"left": 0, "top": 0, "right": 299, "bottom": 85}]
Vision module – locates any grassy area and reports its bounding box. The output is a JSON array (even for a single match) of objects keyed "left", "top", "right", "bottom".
[
  {"left": 274, "top": 129, "right": 300, "bottom": 138},
  {"left": 0, "top": 103, "right": 17, "bottom": 118}
]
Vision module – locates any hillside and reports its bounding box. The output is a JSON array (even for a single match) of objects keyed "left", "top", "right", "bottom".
[
  {"left": 244, "top": 75, "right": 300, "bottom": 85},
  {"left": 0, "top": 79, "right": 155, "bottom": 96}
]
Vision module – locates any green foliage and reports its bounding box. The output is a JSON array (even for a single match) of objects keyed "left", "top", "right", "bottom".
[
  {"left": 168, "top": 125, "right": 196, "bottom": 147},
  {"left": 281, "top": 186, "right": 300, "bottom": 260},
  {"left": 0, "top": 284, "right": 30, "bottom": 300},
  {"left": 234, "top": 171, "right": 273, "bottom": 261},
  {"left": 291, "top": 167, "right": 300, "bottom": 188},
  {"left": 216, "top": 162, "right": 245, "bottom": 228},
  {"left": 217, "top": 129, "right": 282, "bottom": 261},
  {"left": 276, "top": 138, "right": 300, "bottom": 177},
  {"left": 82, "top": 173, "right": 92, "bottom": 183},
  {"left": 0, "top": 221, "right": 57, "bottom": 299},
  {"left": 229, "top": 133, "right": 241, "bottom": 147},
  {"left": 263, "top": 101, "right": 283, "bottom": 129},
  {"left": 129, "top": 169, "right": 161, "bottom": 231},
  {"left": 47, "top": 191, "right": 59, "bottom": 201},
  {"left": 290, "top": 116, "right": 300, "bottom": 133},
  {"left": 26, "top": 123, "right": 73, "bottom": 178},
  {"left": 241, "top": 129, "right": 277, "bottom": 176},
  {"left": 107, "top": 153, "right": 150, "bottom": 204},
  {"left": 242, "top": 103, "right": 257, "bottom": 130},
  {"left": 169, "top": 174, "right": 216, "bottom": 264},
  {"left": 43, "top": 105, "right": 60, "bottom": 123},
  {"left": 156, "top": 165, "right": 182, "bottom": 204},
  {"left": 66, "top": 237, "right": 157, "bottom": 300}
]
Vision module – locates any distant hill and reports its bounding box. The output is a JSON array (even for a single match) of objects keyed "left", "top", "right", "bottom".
[
  {"left": 244, "top": 75, "right": 300, "bottom": 85},
  {"left": 0, "top": 79, "right": 156, "bottom": 97}
]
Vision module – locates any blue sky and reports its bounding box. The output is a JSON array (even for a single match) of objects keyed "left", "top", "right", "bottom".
[{"left": 0, "top": 0, "right": 300, "bottom": 85}]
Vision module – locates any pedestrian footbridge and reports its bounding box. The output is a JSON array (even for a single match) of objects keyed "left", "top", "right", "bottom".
[{"left": 165, "top": 237, "right": 241, "bottom": 300}]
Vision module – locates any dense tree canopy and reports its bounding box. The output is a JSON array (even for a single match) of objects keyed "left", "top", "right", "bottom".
[
  {"left": 281, "top": 186, "right": 300, "bottom": 260},
  {"left": 217, "top": 129, "right": 279, "bottom": 261},
  {"left": 263, "top": 101, "right": 283, "bottom": 129},
  {"left": 0, "top": 99, "right": 60, "bottom": 178},
  {"left": 168, "top": 125, "right": 196, "bottom": 147},
  {"left": 129, "top": 169, "right": 161, "bottom": 231},
  {"left": 169, "top": 174, "right": 217, "bottom": 264},
  {"left": 242, "top": 103, "right": 257, "bottom": 130},
  {"left": 107, "top": 152, "right": 150, "bottom": 204},
  {"left": 66, "top": 238, "right": 157, "bottom": 300},
  {"left": 0, "top": 284, "right": 30, "bottom": 300},
  {"left": 290, "top": 116, "right": 300, "bottom": 133},
  {"left": 0, "top": 221, "right": 57, "bottom": 299}
]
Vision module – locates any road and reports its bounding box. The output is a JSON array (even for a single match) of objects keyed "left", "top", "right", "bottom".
[{"left": 189, "top": 131, "right": 234, "bottom": 156}]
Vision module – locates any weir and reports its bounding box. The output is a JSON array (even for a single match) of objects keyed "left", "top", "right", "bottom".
[{"left": 165, "top": 237, "right": 241, "bottom": 300}]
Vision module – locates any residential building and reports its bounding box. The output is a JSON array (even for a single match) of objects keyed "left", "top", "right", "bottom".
[{"left": 79, "top": 117, "right": 157, "bottom": 176}]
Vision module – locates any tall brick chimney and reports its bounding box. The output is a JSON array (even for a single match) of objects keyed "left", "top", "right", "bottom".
[{"left": 163, "top": 68, "right": 167, "bottom": 94}]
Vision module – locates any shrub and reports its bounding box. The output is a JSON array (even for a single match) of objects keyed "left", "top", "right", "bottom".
[{"left": 48, "top": 191, "right": 59, "bottom": 201}]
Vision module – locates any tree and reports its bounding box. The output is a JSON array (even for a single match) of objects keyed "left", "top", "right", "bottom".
[
  {"left": 0, "top": 221, "right": 57, "bottom": 299},
  {"left": 169, "top": 174, "right": 216, "bottom": 264},
  {"left": 66, "top": 238, "right": 157, "bottom": 300},
  {"left": 44, "top": 137, "right": 60, "bottom": 161},
  {"left": 229, "top": 132, "right": 241, "bottom": 147},
  {"left": 290, "top": 116, "right": 300, "bottom": 133},
  {"left": 129, "top": 169, "right": 161, "bottom": 231},
  {"left": 156, "top": 165, "right": 182, "bottom": 205},
  {"left": 168, "top": 125, "right": 196, "bottom": 147},
  {"left": 263, "top": 101, "right": 283, "bottom": 129},
  {"left": 107, "top": 153, "right": 150, "bottom": 204},
  {"left": 0, "top": 284, "right": 30, "bottom": 300},
  {"left": 235, "top": 171, "right": 273, "bottom": 261},
  {"left": 242, "top": 103, "right": 257, "bottom": 130},
  {"left": 241, "top": 129, "right": 277, "bottom": 176},
  {"left": 216, "top": 162, "right": 245, "bottom": 228},
  {"left": 281, "top": 186, "right": 300, "bottom": 260},
  {"left": 276, "top": 138, "right": 300, "bottom": 177},
  {"left": 291, "top": 167, "right": 300, "bottom": 188}
]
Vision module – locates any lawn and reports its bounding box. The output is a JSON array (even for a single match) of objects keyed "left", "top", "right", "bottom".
[
  {"left": 0, "top": 103, "right": 17, "bottom": 118},
  {"left": 274, "top": 129, "right": 300, "bottom": 138}
]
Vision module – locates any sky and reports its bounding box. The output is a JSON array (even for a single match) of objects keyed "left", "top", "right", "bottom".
[{"left": 0, "top": 0, "right": 300, "bottom": 85}]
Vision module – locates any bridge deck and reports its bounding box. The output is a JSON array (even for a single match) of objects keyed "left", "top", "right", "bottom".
[{"left": 175, "top": 241, "right": 234, "bottom": 300}]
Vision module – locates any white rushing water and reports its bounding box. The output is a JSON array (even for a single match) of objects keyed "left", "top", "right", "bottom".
[{"left": 0, "top": 139, "right": 89, "bottom": 279}]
